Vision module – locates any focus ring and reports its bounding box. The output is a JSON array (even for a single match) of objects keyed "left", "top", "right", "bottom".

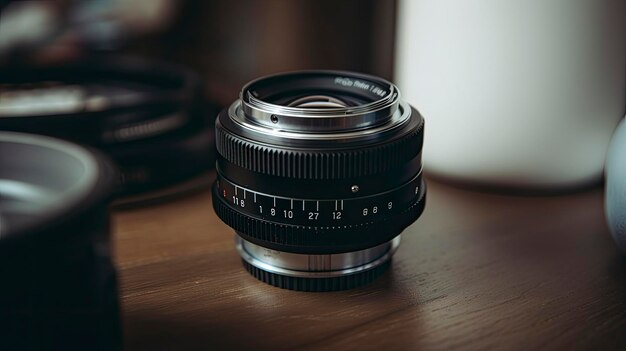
[
  {"left": 212, "top": 184, "right": 426, "bottom": 253},
  {"left": 215, "top": 118, "right": 424, "bottom": 180},
  {"left": 242, "top": 260, "right": 390, "bottom": 292}
]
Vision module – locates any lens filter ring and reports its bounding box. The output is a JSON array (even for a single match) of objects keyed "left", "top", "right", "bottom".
[{"left": 0, "top": 56, "right": 203, "bottom": 146}]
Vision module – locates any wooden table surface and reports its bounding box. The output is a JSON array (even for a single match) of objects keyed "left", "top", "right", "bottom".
[{"left": 113, "top": 173, "right": 626, "bottom": 351}]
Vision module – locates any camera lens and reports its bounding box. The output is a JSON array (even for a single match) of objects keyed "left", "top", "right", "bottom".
[
  {"left": 212, "top": 71, "right": 426, "bottom": 291},
  {"left": 0, "top": 132, "right": 121, "bottom": 350}
]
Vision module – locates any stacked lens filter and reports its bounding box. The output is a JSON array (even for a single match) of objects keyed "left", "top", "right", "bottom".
[{"left": 0, "top": 56, "right": 216, "bottom": 198}]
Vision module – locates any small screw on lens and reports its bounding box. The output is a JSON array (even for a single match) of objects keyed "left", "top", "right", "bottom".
[
  {"left": 270, "top": 115, "right": 279, "bottom": 124},
  {"left": 351, "top": 185, "right": 360, "bottom": 193}
]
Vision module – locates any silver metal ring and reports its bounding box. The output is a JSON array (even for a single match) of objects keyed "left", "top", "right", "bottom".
[
  {"left": 236, "top": 235, "right": 401, "bottom": 278},
  {"left": 241, "top": 92, "right": 398, "bottom": 133},
  {"left": 239, "top": 71, "right": 401, "bottom": 133},
  {"left": 229, "top": 100, "right": 413, "bottom": 141}
]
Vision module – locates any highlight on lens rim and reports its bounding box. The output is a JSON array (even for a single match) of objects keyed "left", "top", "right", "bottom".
[{"left": 212, "top": 71, "right": 426, "bottom": 291}]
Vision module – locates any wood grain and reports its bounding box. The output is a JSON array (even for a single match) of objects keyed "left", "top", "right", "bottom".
[{"left": 113, "top": 173, "right": 626, "bottom": 351}]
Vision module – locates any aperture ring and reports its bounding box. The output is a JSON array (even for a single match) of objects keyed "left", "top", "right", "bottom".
[
  {"left": 211, "top": 182, "right": 426, "bottom": 254},
  {"left": 215, "top": 116, "right": 424, "bottom": 180}
]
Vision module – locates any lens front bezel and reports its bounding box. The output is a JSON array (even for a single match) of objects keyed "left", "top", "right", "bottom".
[{"left": 239, "top": 71, "right": 400, "bottom": 133}]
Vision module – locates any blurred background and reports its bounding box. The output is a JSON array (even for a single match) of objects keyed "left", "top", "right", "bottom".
[
  {"left": 0, "top": 0, "right": 397, "bottom": 109},
  {"left": 0, "top": 0, "right": 403, "bottom": 201},
  {"left": 2, "top": 0, "right": 624, "bottom": 192}
]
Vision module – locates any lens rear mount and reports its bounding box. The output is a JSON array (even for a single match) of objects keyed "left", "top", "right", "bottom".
[{"left": 238, "top": 236, "right": 400, "bottom": 292}]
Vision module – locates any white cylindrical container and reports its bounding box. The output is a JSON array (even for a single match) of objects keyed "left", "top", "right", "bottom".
[
  {"left": 606, "top": 117, "right": 626, "bottom": 253},
  {"left": 395, "top": 0, "right": 626, "bottom": 189}
]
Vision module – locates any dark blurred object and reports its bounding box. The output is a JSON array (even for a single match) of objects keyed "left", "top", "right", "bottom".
[
  {"left": 0, "top": 0, "right": 397, "bottom": 108},
  {"left": 0, "top": 0, "right": 179, "bottom": 64},
  {"left": 0, "top": 132, "right": 121, "bottom": 350},
  {"left": 0, "top": 0, "right": 395, "bottom": 198},
  {"left": 124, "top": 0, "right": 397, "bottom": 107},
  {"left": 0, "top": 56, "right": 216, "bottom": 197}
]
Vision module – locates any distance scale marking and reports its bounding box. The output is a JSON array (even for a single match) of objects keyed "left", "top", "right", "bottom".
[{"left": 215, "top": 171, "right": 424, "bottom": 227}]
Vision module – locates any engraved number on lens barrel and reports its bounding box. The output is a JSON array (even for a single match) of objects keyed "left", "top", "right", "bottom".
[{"left": 216, "top": 171, "right": 423, "bottom": 227}]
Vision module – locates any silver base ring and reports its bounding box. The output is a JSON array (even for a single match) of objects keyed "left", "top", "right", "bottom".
[{"left": 235, "top": 235, "right": 401, "bottom": 279}]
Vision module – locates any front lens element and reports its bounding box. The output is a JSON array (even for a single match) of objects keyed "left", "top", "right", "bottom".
[
  {"left": 286, "top": 95, "right": 350, "bottom": 108},
  {"left": 212, "top": 71, "right": 425, "bottom": 291}
]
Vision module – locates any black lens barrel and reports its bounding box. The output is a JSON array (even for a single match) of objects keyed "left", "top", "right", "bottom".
[{"left": 212, "top": 71, "right": 426, "bottom": 291}]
